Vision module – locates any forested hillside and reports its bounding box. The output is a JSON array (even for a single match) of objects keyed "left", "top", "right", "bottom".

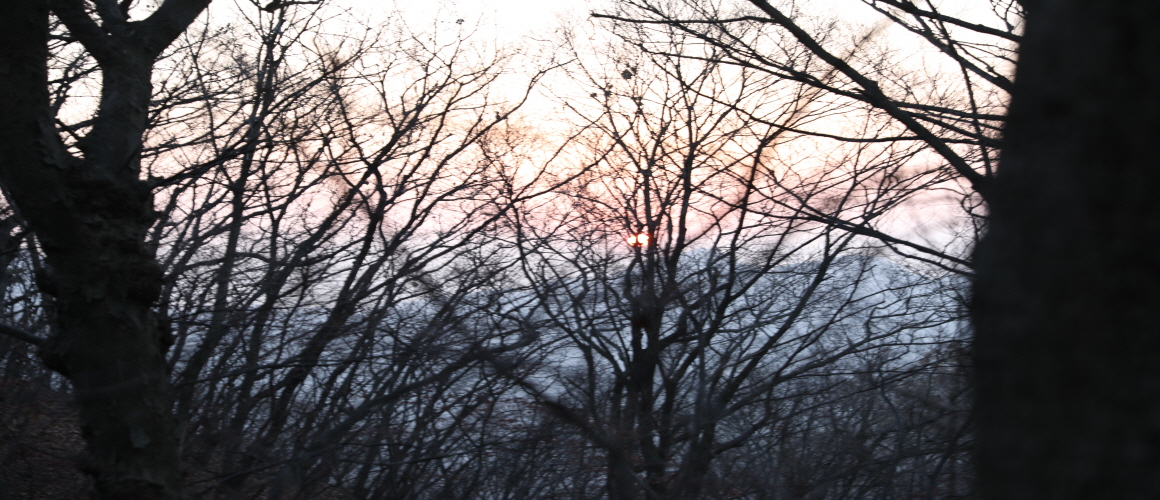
[{"left": 0, "top": 0, "right": 1016, "bottom": 498}]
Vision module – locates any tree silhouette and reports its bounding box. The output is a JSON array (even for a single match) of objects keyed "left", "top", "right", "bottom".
[{"left": 972, "top": 0, "right": 1160, "bottom": 497}]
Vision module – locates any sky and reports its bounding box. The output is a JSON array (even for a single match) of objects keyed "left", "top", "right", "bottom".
[
  {"left": 143, "top": 0, "right": 995, "bottom": 265},
  {"left": 343, "top": 0, "right": 607, "bottom": 43}
]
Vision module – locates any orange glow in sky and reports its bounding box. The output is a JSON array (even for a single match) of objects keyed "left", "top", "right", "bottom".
[{"left": 627, "top": 233, "right": 650, "bottom": 247}]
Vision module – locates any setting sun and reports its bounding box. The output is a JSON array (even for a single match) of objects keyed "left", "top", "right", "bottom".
[{"left": 627, "top": 232, "right": 650, "bottom": 247}]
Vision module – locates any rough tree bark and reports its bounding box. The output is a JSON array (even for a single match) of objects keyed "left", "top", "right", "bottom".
[
  {"left": 972, "top": 0, "right": 1160, "bottom": 498},
  {"left": 0, "top": 0, "right": 210, "bottom": 498}
]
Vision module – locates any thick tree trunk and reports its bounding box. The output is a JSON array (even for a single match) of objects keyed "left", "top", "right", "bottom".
[
  {"left": 36, "top": 170, "right": 180, "bottom": 499},
  {"left": 972, "top": 0, "right": 1160, "bottom": 498},
  {"left": 0, "top": 1, "right": 193, "bottom": 498}
]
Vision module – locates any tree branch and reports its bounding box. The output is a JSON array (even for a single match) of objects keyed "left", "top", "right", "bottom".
[
  {"left": 50, "top": 0, "right": 119, "bottom": 64},
  {"left": 136, "top": 0, "right": 213, "bottom": 58},
  {"left": 866, "top": 0, "right": 1022, "bottom": 42},
  {"left": 0, "top": 322, "right": 46, "bottom": 346},
  {"left": 742, "top": 0, "right": 992, "bottom": 198}
]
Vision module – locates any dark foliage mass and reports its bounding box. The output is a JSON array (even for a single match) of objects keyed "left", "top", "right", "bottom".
[{"left": 0, "top": 0, "right": 1048, "bottom": 498}]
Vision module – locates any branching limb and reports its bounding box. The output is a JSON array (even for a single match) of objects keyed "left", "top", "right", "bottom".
[{"left": 0, "top": 322, "right": 46, "bottom": 347}]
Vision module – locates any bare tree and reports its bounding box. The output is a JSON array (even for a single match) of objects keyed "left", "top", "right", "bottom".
[
  {"left": 591, "top": 0, "right": 1020, "bottom": 275},
  {"left": 134, "top": 6, "right": 574, "bottom": 497},
  {"left": 0, "top": 0, "right": 211, "bottom": 496},
  {"left": 720, "top": 341, "right": 972, "bottom": 499},
  {"left": 504, "top": 29, "right": 966, "bottom": 499},
  {"left": 0, "top": 2, "right": 988, "bottom": 498}
]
